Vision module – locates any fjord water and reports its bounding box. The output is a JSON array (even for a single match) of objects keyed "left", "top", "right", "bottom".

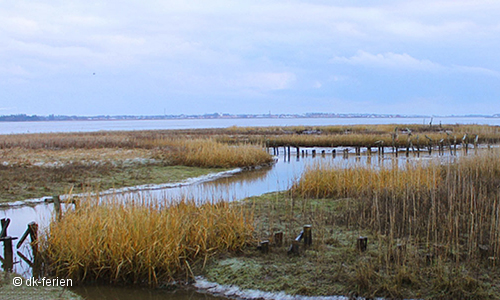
[{"left": 2, "top": 116, "right": 500, "bottom": 134}]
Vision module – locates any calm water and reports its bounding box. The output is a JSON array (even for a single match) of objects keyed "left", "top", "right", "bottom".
[{"left": 1, "top": 117, "right": 500, "bottom": 134}]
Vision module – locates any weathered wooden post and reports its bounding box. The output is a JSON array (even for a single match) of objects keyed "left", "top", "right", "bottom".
[
  {"left": 0, "top": 219, "right": 16, "bottom": 272},
  {"left": 274, "top": 232, "right": 283, "bottom": 247},
  {"left": 357, "top": 236, "right": 368, "bottom": 252},
  {"left": 1, "top": 236, "right": 17, "bottom": 272},
  {"left": 439, "top": 139, "right": 444, "bottom": 156},
  {"left": 296, "top": 147, "right": 300, "bottom": 158},
  {"left": 303, "top": 225, "right": 312, "bottom": 247},
  {"left": 454, "top": 136, "right": 457, "bottom": 155},
  {"left": 53, "top": 195, "right": 62, "bottom": 221},
  {"left": 0, "top": 218, "right": 10, "bottom": 238},
  {"left": 17, "top": 221, "right": 40, "bottom": 276},
  {"left": 474, "top": 135, "right": 479, "bottom": 154},
  {"left": 288, "top": 231, "right": 304, "bottom": 255},
  {"left": 260, "top": 240, "right": 269, "bottom": 254},
  {"left": 425, "top": 135, "right": 433, "bottom": 155},
  {"left": 462, "top": 134, "right": 468, "bottom": 155},
  {"left": 375, "top": 140, "right": 384, "bottom": 157}
]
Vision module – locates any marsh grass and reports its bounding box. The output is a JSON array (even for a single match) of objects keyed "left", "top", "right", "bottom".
[
  {"left": 42, "top": 196, "right": 254, "bottom": 286},
  {"left": 1, "top": 124, "right": 498, "bottom": 150},
  {"left": 153, "top": 139, "right": 273, "bottom": 168},
  {"left": 292, "top": 150, "right": 500, "bottom": 260},
  {"left": 205, "top": 150, "right": 500, "bottom": 299}
]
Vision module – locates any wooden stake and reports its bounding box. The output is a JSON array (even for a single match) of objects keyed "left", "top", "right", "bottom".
[
  {"left": 274, "top": 232, "right": 283, "bottom": 247},
  {"left": 357, "top": 236, "right": 368, "bottom": 252},
  {"left": 303, "top": 225, "right": 312, "bottom": 247}
]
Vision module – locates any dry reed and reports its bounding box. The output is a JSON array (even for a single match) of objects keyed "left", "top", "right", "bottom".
[
  {"left": 42, "top": 196, "right": 254, "bottom": 286},
  {"left": 292, "top": 150, "right": 500, "bottom": 260}
]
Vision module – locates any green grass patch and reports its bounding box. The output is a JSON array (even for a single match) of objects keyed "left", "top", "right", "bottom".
[{"left": 0, "top": 163, "right": 228, "bottom": 203}]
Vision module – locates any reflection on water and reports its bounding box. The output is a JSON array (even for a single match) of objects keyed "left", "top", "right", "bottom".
[{"left": 71, "top": 285, "right": 226, "bottom": 300}]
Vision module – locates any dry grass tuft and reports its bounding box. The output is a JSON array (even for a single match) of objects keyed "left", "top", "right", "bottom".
[{"left": 41, "top": 196, "right": 254, "bottom": 286}]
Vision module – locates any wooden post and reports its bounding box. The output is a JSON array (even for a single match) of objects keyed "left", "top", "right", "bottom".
[
  {"left": 343, "top": 148, "right": 348, "bottom": 159},
  {"left": 53, "top": 195, "right": 62, "bottom": 220},
  {"left": 1, "top": 236, "right": 17, "bottom": 272},
  {"left": 260, "top": 240, "right": 269, "bottom": 254},
  {"left": 454, "top": 137, "right": 457, "bottom": 155},
  {"left": 474, "top": 135, "right": 479, "bottom": 154},
  {"left": 357, "top": 236, "right": 368, "bottom": 252},
  {"left": 288, "top": 231, "right": 303, "bottom": 255},
  {"left": 296, "top": 147, "right": 300, "bottom": 158},
  {"left": 462, "top": 134, "right": 468, "bottom": 155},
  {"left": 303, "top": 225, "right": 312, "bottom": 247},
  {"left": 274, "top": 232, "right": 283, "bottom": 247},
  {"left": 0, "top": 218, "right": 10, "bottom": 238}
]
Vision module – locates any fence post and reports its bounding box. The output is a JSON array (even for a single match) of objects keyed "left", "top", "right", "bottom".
[
  {"left": 357, "top": 236, "right": 368, "bottom": 252},
  {"left": 303, "top": 225, "right": 312, "bottom": 247},
  {"left": 274, "top": 232, "right": 283, "bottom": 247}
]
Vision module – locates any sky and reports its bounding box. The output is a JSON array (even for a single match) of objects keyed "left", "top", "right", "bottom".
[{"left": 1, "top": 0, "right": 500, "bottom": 116}]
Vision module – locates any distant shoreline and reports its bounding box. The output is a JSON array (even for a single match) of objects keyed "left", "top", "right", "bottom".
[{"left": 0, "top": 113, "right": 498, "bottom": 122}]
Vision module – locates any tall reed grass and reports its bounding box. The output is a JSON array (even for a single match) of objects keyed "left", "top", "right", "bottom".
[
  {"left": 292, "top": 150, "right": 500, "bottom": 260},
  {"left": 42, "top": 196, "right": 254, "bottom": 286},
  {"left": 154, "top": 139, "right": 273, "bottom": 168}
]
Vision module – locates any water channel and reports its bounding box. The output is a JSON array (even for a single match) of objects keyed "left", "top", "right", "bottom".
[{"left": 0, "top": 146, "right": 467, "bottom": 299}]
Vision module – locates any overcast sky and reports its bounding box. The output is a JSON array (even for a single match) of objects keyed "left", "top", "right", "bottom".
[{"left": 1, "top": 0, "right": 500, "bottom": 116}]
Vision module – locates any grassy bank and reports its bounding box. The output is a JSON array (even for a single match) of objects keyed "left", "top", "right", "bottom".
[
  {"left": 42, "top": 196, "right": 254, "bottom": 286},
  {"left": 0, "top": 163, "right": 227, "bottom": 203},
  {"left": 204, "top": 150, "right": 500, "bottom": 299}
]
